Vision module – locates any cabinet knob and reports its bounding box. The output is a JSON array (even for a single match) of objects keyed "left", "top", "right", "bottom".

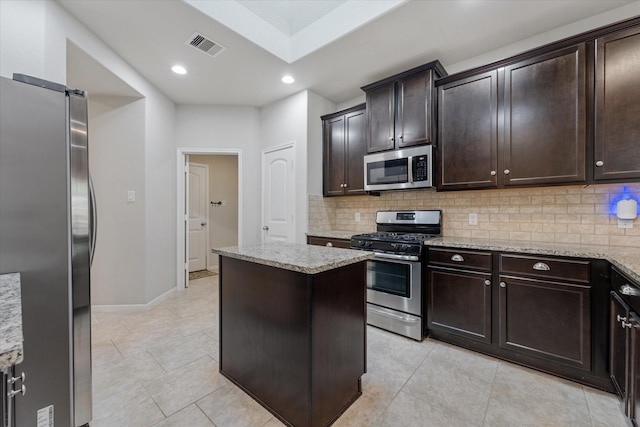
[
  {"left": 484, "top": 280, "right": 491, "bottom": 286},
  {"left": 504, "top": 169, "right": 510, "bottom": 175},
  {"left": 343, "top": 183, "right": 348, "bottom": 188},
  {"left": 595, "top": 161, "right": 604, "bottom": 167},
  {"left": 623, "top": 320, "right": 634, "bottom": 329},
  {"left": 9, "top": 372, "right": 25, "bottom": 384},
  {"left": 500, "top": 281, "right": 506, "bottom": 288},
  {"left": 618, "top": 314, "right": 628, "bottom": 323},
  {"left": 9, "top": 384, "right": 26, "bottom": 398},
  {"left": 326, "top": 242, "right": 333, "bottom": 247},
  {"left": 490, "top": 171, "right": 496, "bottom": 176}
]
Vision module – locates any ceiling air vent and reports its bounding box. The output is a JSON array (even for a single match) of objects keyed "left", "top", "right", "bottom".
[{"left": 185, "top": 32, "right": 226, "bottom": 58}]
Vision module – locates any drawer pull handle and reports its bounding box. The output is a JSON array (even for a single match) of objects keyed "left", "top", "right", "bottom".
[
  {"left": 620, "top": 284, "right": 640, "bottom": 297},
  {"left": 326, "top": 242, "right": 333, "bottom": 247},
  {"left": 533, "top": 262, "right": 550, "bottom": 271},
  {"left": 451, "top": 254, "right": 464, "bottom": 262}
]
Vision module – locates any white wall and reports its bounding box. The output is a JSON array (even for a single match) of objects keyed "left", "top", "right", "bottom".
[
  {"left": 89, "top": 96, "right": 146, "bottom": 304},
  {"left": 189, "top": 155, "right": 239, "bottom": 271},
  {"left": 1, "top": 0, "right": 177, "bottom": 305},
  {"left": 175, "top": 105, "right": 262, "bottom": 245},
  {"left": 259, "top": 91, "right": 309, "bottom": 243},
  {"left": 336, "top": 94, "right": 366, "bottom": 112},
  {"left": 306, "top": 91, "right": 336, "bottom": 195}
]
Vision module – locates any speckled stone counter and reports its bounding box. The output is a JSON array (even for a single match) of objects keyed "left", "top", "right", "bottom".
[
  {"left": 0, "top": 273, "right": 24, "bottom": 370},
  {"left": 306, "top": 230, "right": 366, "bottom": 241},
  {"left": 213, "top": 242, "right": 373, "bottom": 275},
  {"left": 424, "top": 237, "right": 640, "bottom": 283}
]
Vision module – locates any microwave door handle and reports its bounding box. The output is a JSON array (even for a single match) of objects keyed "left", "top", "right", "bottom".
[{"left": 408, "top": 156, "right": 413, "bottom": 183}]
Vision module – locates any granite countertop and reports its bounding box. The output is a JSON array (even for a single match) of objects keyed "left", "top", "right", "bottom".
[
  {"left": 424, "top": 237, "right": 640, "bottom": 284},
  {"left": 306, "top": 230, "right": 366, "bottom": 240},
  {"left": 213, "top": 242, "right": 374, "bottom": 274},
  {"left": 0, "top": 273, "right": 24, "bottom": 370}
]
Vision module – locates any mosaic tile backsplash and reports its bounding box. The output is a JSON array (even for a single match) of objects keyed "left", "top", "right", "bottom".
[{"left": 308, "top": 183, "right": 640, "bottom": 247}]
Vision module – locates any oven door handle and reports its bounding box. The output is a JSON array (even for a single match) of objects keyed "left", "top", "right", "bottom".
[
  {"left": 373, "top": 252, "right": 419, "bottom": 262},
  {"left": 368, "top": 305, "right": 420, "bottom": 323}
]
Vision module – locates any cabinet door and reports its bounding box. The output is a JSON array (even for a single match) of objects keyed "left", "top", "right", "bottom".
[
  {"left": 499, "top": 275, "right": 590, "bottom": 370},
  {"left": 323, "top": 115, "right": 346, "bottom": 196},
  {"left": 396, "top": 70, "right": 432, "bottom": 148},
  {"left": 438, "top": 71, "right": 499, "bottom": 190},
  {"left": 594, "top": 27, "right": 640, "bottom": 181},
  {"left": 502, "top": 44, "right": 586, "bottom": 186},
  {"left": 366, "top": 83, "right": 395, "bottom": 153},
  {"left": 611, "top": 291, "right": 630, "bottom": 400},
  {"left": 427, "top": 267, "right": 492, "bottom": 343},
  {"left": 631, "top": 312, "right": 640, "bottom": 424},
  {"left": 344, "top": 109, "right": 366, "bottom": 195}
]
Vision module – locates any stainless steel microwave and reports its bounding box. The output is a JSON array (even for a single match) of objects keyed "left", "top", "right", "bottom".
[{"left": 364, "top": 145, "right": 433, "bottom": 191}]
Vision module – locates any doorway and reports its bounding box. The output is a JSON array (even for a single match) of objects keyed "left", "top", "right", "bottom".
[{"left": 177, "top": 149, "right": 242, "bottom": 290}]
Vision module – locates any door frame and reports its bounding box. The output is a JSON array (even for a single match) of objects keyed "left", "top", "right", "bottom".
[
  {"left": 187, "top": 161, "right": 209, "bottom": 273},
  {"left": 261, "top": 142, "right": 296, "bottom": 243},
  {"left": 176, "top": 148, "right": 243, "bottom": 290}
]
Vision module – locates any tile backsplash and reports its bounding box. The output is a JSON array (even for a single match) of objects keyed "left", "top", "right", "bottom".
[{"left": 308, "top": 183, "right": 640, "bottom": 247}]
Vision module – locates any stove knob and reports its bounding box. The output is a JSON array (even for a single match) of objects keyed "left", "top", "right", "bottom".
[{"left": 365, "top": 241, "right": 372, "bottom": 248}]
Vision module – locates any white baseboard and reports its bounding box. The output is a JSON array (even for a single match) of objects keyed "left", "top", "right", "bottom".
[
  {"left": 92, "top": 287, "right": 176, "bottom": 313},
  {"left": 207, "top": 265, "right": 219, "bottom": 274}
]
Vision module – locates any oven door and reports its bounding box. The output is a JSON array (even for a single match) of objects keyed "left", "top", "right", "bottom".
[{"left": 366, "top": 253, "right": 422, "bottom": 316}]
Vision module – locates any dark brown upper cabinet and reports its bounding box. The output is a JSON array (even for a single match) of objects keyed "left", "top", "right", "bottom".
[
  {"left": 321, "top": 104, "right": 366, "bottom": 196},
  {"left": 362, "top": 61, "right": 447, "bottom": 153},
  {"left": 436, "top": 17, "right": 640, "bottom": 191},
  {"left": 594, "top": 26, "right": 640, "bottom": 181},
  {"left": 502, "top": 45, "right": 586, "bottom": 186},
  {"left": 438, "top": 71, "right": 499, "bottom": 190}
]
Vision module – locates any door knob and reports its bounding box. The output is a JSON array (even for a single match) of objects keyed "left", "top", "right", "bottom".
[
  {"left": 201, "top": 222, "right": 206, "bottom": 227},
  {"left": 262, "top": 226, "right": 269, "bottom": 231}
]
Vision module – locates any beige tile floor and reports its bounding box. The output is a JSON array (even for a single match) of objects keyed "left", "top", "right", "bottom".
[{"left": 91, "top": 275, "right": 627, "bottom": 427}]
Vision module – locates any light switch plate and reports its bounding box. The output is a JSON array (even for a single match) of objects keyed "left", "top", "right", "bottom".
[
  {"left": 355, "top": 212, "right": 361, "bottom": 222},
  {"left": 469, "top": 213, "right": 478, "bottom": 225},
  {"left": 127, "top": 190, "right": 135, "bottom": 202}
]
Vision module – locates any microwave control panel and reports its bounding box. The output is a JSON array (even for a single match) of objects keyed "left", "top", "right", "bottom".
[{"left": 413, "top": 155, "right": 429, "bottom": 182}]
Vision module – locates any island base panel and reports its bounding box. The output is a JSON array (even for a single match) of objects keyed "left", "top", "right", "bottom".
[{"left": 219, "top": 256, "right": 366, "bottom": 427}]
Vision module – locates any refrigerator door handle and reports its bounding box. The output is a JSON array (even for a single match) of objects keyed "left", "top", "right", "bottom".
[{"left": 89, "top": 174, "right": 97, "bottom": 266}]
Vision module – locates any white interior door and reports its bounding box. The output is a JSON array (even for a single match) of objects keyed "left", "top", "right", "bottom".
[
  {"left": 262, "top": 144, "right": 295, "bottom": 242},
  {"left": 188, "top": 163, "right": 208, "bottom": 271}
]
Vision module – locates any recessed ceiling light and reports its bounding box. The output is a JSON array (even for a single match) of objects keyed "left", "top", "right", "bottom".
[
  {"left": 172, "top": 65, "right": 187, "bottom": 75},
  {"left": 281, "top": 75, "right": 295, "bottom": 84}
]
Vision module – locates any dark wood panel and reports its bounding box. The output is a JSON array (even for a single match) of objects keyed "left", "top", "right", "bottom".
[
  {"left": 610, "top": 291, "right": 629, "bottom": 399},
  {"left": 307, "top": 236, "right": 351, "bottom": 249},
  {"left": 437, "top": 71, "right": 498, "bottom": 190},
  {"left": 502, "top": 44, "right": 586, "bottom": 186},
  {"left": 594, "top": 26, "right": 640, "bottom": 181},
  {"left": 428, "top": 247, "right": 493, "bottom": 271},
  {"left": 631, "top": 311, "right": 640, "bottom": 423},
  {"left": 220, "top": 257, "right": 311, "bottom": 427},
  {"left": 311, "top": 263, "right": 365, "bottom": 426},
  {"left": 396, "top": 70, "right": 432, "bottom": 148},
  {"left": 427, "top": 268, "right": 492, "bottom": 343},
  {"left": 499, "top": 275, "right": 591, "bottom": 370},
  {"left": 323, "top": 115, "right": 346, "bottom": 196},
  {"left": 366, "top": 83, "right": 395, "bottom": 153},
  {"left": 499, "top": 254, "right": 590, "bottom": 283},
  {"left": 345, "top": 109, "right": 366, "bottom": 194}
]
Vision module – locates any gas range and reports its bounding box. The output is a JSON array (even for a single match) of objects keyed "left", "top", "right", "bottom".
[{"left": 350, "top": 210, "right": 442, "bottom": 257}]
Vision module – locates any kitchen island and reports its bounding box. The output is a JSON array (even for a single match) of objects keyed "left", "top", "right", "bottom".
[{"left": 212, "top": 242, "right": 373, "bottom": 427}]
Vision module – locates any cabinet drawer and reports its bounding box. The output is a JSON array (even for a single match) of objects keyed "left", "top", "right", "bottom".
[
  {"left": 307, "top": 236, "right": 351, "bottom": 249},
  {"left": 612, "top": 267, "right": 640, "bottom": 313},
  {"left": 499, "top": 254, "right": 590, "bottom": 283},
  {"left": 427, "top": 248, "right": 492, "bottom": 271}
]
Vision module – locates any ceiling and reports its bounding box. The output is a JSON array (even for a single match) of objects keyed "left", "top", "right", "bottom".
[{"left": 58, "top": 0, "right": 637, "bottom": 107}]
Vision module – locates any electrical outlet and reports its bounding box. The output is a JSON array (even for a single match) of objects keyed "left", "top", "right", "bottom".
[
  {"left": 469, "top": 213, "right": 478, "bottom": 225},
  {"left": 618, "top": 219, "right": 633, "bottom": 229},
  {"left": 355, "top": 212, "right": 361, "bottom": 222}
]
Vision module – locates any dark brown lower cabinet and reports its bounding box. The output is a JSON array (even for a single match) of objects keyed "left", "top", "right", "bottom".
[
  {"left": 219, "top": 256, "right": 366, "bottom": 427},
  {"left": 498, "top": 275, "right": 591, "bottom": 370},
  {"left": 425, "top": 247, "right": 612, "bottom": 391},
  {"left": 427, "top": 267, "right": 492, "bottom": 343}
]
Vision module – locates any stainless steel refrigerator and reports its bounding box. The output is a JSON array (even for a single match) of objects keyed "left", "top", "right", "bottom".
[{"left": 0, "top": 75, "right": 94, "bottom": 427}]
